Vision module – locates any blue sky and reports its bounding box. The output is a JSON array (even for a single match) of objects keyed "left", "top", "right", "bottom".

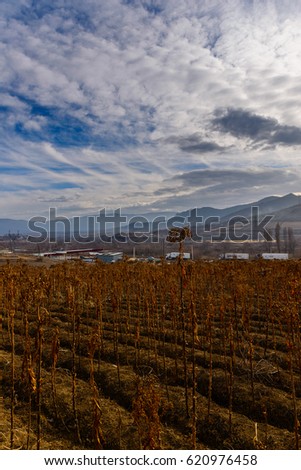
[{"left": 1, "top": 0, "right": 301, "bottom": 218}]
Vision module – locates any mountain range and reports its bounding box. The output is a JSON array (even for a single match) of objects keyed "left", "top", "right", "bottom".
[
  {"left": 178, "top": 193, "right": 301, "bottom": 221},
  {"left": 1, "top": 193, "right": 301, "bottom": 236}
]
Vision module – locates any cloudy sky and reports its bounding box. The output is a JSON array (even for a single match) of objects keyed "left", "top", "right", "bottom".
[{"left": 1, "top": 0, "right": 301, "bottom": 218}]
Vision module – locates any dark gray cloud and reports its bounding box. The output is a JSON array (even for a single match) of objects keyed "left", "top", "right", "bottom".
[
  {"left": 163, "top": 168, "right": 297, "bottom": 193},
  {"left": 165, "top": 133, "right": 225, "bottom": 153},
  {"left": 213, "top": 108, "right": 301, "bottom": 147},
  {"left": 153, "top": 167, "right": 298, "bottom": 200},
  {"left": 180, "top": 141, "right": 223, "bottom": 153}
]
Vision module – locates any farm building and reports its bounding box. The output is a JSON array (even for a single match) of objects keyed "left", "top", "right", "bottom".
[
  {"left": 95, "top": 252, "right": 123, "bottom": 263},
  {"left": 165, "top": 252, "right": 191, "bottom": 260},
  {"left": 260, "top": 253, "right": 289, "bottom": 260},
  {"left": 219, "top": 253, "right": 249, "bottom": 260}
]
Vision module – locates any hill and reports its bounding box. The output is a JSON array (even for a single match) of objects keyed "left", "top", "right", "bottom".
[{"left": 1, "top": 193, "right": 301, "bottom": 237}]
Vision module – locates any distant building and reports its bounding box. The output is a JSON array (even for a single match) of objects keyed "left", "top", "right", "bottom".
[
  {"left": 260, "top": 253, "right": 289, "bottom": 260},
  {"left": 80, "top": 256, "right": 95, "bottom": 263},
  {"left": 219, "top": 253, "right": 249, "bottom": 260},
  {"left": 165, "top": 252, "right": 191, "bottom": 260},
  {"left": 96, "top": 252, "right": 123, "bottom": 263}
]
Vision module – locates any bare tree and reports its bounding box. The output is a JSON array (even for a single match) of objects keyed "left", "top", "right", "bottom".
[
  {"left": 288, "top": 227, "right": 296, "bottom": 256},
  {"left": 283, "top": 226, "right": 288, "bottom": 253},
  {"left": 275, "top": 222, "right": 281, "bottom": 252}
]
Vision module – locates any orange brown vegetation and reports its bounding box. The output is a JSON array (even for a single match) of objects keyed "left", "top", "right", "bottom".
[{"left": 1, "top": 259, "right": 301, "bottom": 449}]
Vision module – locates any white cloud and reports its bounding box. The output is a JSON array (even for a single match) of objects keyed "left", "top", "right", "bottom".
[{"left": 1, "top": 0, "right": 301, "bottom": 218}]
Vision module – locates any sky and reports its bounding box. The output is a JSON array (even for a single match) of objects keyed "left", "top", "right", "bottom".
[{"left": 1, "top": 0, "right": 301, "bottom": 219}]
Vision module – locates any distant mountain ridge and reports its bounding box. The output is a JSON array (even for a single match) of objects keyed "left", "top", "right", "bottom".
[
  {"left": 178, "top": 193, "right": 301, "bottom": 221},
  {"left": 1, "top": 193, "right": 301, "bottom": 236}
]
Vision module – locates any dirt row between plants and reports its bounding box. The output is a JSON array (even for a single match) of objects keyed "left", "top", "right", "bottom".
[{"left": 0, "top": 340, "right": 297, "bottom": 450}]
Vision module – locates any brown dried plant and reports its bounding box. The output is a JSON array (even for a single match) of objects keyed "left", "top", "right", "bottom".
[{"left": 132, "top": 374, "right": 162, "bottom": 450}]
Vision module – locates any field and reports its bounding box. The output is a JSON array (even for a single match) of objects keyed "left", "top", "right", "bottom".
[{"left": 1, "top": 258, "right": 301, "bottom": 450}]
